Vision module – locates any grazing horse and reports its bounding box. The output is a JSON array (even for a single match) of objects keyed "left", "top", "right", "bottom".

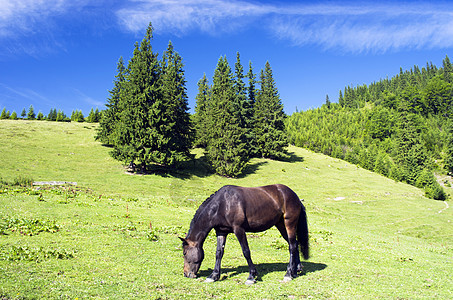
[{"left": 180, "top": 184, "right": 309, "bottom": 284}]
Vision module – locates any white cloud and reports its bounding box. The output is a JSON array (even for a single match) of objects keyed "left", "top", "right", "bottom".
[
  {"left": 116, "top": 0, "right": 273, "bottom": 35},
  {"left": 73, "top": 88, "right": 104, "bottom": 108},
  {"left": 116, "top": 0, "right": 453, "bottom": 53},
  {"left": 1, "top": 0, "right": 453, "bottom": 54}
]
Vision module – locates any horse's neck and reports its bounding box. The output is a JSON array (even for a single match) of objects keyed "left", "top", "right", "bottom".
[{"left": 187, "top": 212, "right": 214, "bottom": 246}]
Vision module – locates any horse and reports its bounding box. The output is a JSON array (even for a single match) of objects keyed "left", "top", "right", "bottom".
[{"left": 180, "top": 184, "right": 309, "bottom": 284}]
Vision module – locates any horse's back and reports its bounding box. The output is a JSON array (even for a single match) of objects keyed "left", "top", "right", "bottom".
[{"left": 217, "top": 184, "right": 301, "bottom": 232}]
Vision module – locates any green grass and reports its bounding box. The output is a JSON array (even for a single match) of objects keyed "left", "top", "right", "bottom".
[{"left": 0, "top": 119, "right": 452, "bottom": 299}]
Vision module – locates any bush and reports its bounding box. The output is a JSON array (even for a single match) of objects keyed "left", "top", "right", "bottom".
[{"left": 424, "top": 183, "right": 447, "bottom": 200}]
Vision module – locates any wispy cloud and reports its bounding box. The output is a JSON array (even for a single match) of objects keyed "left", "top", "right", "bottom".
[
  {"left": 73, "top": 88, "right": 104, "bottom": 108},
  {"left": 1, "top": 1, "right": 453, "bottom": 55},
  {"left": 0, "top": 0, "right": 111, "bottom": 57},
  {"left": 116, "top": 0, "right": 271, "bottom": 36},
  {"left": 0, "top": 83, "right": 56, "bottom": 109},
  {"left": 116, "top": 0, "right": 453, "bottom": 53}
]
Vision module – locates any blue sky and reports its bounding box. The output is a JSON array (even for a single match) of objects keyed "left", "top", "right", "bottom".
[{"left": 1, "top": 0, "right": 453, "bottom": 116}]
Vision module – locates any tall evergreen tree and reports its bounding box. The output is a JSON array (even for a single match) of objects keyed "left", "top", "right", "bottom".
[
  {"left": 105, "top": 24, "right": 192, "bottom": 170},
  {"left": 193, "top": 74, "right": 211, "bottom": 148},
  {"left": 206, "top": 56, "right": 249, "bottom": 177},
  {"left": 96, "top": 57, "right": 126, "bottom": 145},
  {"left": 442, "top": 55, "right": 452, "bottom": 83},
  {"left": 246, "top": 61, "right": 258, "bottom": 156},
  {"left": 394, "top": 105, "right": 428, "bottom": 184},
  {"left": 234, "top": 53, "right": 257, "bottom": 156},
  {"left": 21, "top": 108, "right": 26, "bottom": 119},
  {"left": 47, "top": 108, "right": 57, "bottom": 121},
  {"left": 110, "top": 23, "right": 161, "bottom": 169},
  {"left": 254, "top": 61, "right": 288, "bottom": 159},
  {"left": 36, "top": 111, "right": 44, "bottom": 120},
  {"left": 0, "top": 108, "right": 8, "bottom": 119},
  {"left": 157, "top": 41, "right": 193, "bottom": 166},
  {"left": 446, "top": 121, "right": 453, "bottom": 175},
  {"left": 27, "top": 105, "right": 36, "bottom": 120}
]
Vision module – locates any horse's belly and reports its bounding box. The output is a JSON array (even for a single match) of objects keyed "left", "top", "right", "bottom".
[{"left": 244, "top": 212, "right": 281, "bottom": 233}]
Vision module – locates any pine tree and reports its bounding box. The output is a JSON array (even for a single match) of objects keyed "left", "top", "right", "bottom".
[
  {"left": 96, "top": 57, "right": 126, "bottom": 145},
  {"left": 156, "top": 40, "right": 193, "bottom": 166},
  {"left": 254, "top": 61, "right": 288, "bottom": 159},
  {"left": 234, "top": 53, "right": 256, "bottom": 156},
  {"left": 87, "top": 108, "right": 96, "bottom": 123},
  {"left": 193, "top": 74, "right": 211, "bottom": 148},
  {"left": 27, "top": 105, "right": 36, "bottom": 120},
  {"left": 9, "top": 111, "right": 18, "bottom": 120},
  {"left": 325, "top": 94, "right": 331, "bottom": 109},
  {"left": 36, "top": 111, "right": 44, "bottom": 120},
  {"left": 394, "top": 106, "right": 427, "bottom": 184},
  {"left": 21, "top": 108, "right": 26, "bottom": 119},
  {"left": 47, "top": 108, "right": 57, "bottom": 121},
  {"left": 0, "top": 108, "right": 8, "bottom": 119},
  {"left": 446, "top": 121, "right": 453, "bottom": 175},
  {"left": 246, "top": 61, "right": 258, "bottom": 156},
  {"left": 206, "top": 56, "right": 249, "bottom": 177},
  {"left": 442, "top": 55, "right": 452, "bottom": 83},
  {"left": 56, "top": 110, "right": 67, "bottom": 122},
  {"left": 111, "top": 23, "right": 161, "bottom": 169}
]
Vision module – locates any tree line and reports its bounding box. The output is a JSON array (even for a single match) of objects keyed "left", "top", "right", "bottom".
[
  {"left": 0, "top": 105, "right": 101, "bottom": 123},
  {"left": 286, "top": 56, "right": 453, "bottom": 200},
  {"left": 96, "top": 23, "right": 288, "bottom": 177}
]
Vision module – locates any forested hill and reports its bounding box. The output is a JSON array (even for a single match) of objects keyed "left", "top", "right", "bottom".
[{"left": 286, "top": 55, "right": 453, "bottom": 200}]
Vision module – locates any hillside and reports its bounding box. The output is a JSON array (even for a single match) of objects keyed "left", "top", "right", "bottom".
[
  {"left": 287, "top": 56, "right": 453, "bottom": 200},
  {"left": 0, "top": 120, "right": 452, "bottom": 299}
]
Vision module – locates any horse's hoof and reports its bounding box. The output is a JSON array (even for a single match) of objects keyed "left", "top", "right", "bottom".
[
  {"left": 245, "top": 279, "right": 256, "bottom": 285},
  {"left": 282, "top": 276, "right": 293, "bottom": 283},
  {"left": 205, "top": 278, "right": 215, "bottom": 283}
]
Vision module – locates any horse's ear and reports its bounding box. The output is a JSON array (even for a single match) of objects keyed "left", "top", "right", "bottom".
[{"left": 179, "top": 237, "right": 188, "bottom": 246}]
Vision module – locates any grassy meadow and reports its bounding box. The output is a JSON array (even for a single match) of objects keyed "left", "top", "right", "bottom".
[{"left": 0, "top": 119, "right": 452, "bottom": 299}]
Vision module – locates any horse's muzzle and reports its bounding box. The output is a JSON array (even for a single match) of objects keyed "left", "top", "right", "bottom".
[{"left": 184, "top": 271, "right": 197, "bottom": 279}]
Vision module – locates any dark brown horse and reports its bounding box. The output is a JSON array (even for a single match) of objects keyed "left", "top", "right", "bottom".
[{"left": 180, "top": 184, "right": 309, "bottom": 284}]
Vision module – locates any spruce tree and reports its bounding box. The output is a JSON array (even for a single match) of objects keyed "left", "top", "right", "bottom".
[
  {"left": 446, "top": 120, "right": 453, "bottom": 175},
  {"left": 10, "top": 111, "right": 18, "bottom": 120},
  {"left": 246, "top": 61, "right": 258, "bottom": 156},
  {"left": 193, "top": 74, "right": 211, "bottom": 148},
  {"left": 394, "top": 104, "right": 428, "bottom": 184},
  {"left": 254, "top": 61, "right": 288, "bottom": 159},
  {"left": 47, "top": 109, "right": 57, "bottom": 121},
  {"left": 96, "top": 57, "right": 126, "bottom": 145},
  {"left": 206, "top": 56, "right": 249, "bottom": 177},
  {"left": 111, "top": 23, "right": 161, "bottom": 169},
  {"left": 21, "top": 108, "right": 26, "bottom": 119},
  {"left": 157, "top": 41, "right": 193, "bottom": 166},
  {"left": 0, "top": 108, "right": 8, "bottom": 119},
  {"left": 87, "top": 108, "right": 96, "bottom": 123},
  {"left": 27, "top": 105, "right": 36, "bottom": 120}
]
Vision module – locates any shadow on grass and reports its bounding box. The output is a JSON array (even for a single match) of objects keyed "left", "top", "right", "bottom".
[
  {"left": 136, "top": 154, "right": 271, "bottom": 179},
  {"left": 199, "top": 261, "right": 327, "bottom": 282},
  {"left": 283, "top": 150, "right": 304, "bottom": 163},
  {"left": 123, "top": 147, "right": 303, "bottom": 179}
]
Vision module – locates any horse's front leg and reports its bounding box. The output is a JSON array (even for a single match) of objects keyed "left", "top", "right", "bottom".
[
  {"left": 234, "top": 228, "right": 258, "bottom": 285},
  {"left": 206, "top": 233, "right": 227, "bottom": 282}
]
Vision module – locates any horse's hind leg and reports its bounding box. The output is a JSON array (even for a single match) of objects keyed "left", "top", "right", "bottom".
[
  {"left": 206, "top": 233, "right": 227, "bottom": 282},
  {"left": 276, "top": 218, "right": 300, "bottom": 280},
  {"left": 234, "top": 227, "right": 258, "bottom": 284}
]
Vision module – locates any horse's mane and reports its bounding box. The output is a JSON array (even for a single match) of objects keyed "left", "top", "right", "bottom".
[{"left": 186, "top": 191, "right": 219, "bottom": 238}]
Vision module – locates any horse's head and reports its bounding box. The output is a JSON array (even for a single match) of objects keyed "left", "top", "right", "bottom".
[{"left": 180, "top": 237, "right": 204, "bottom": 278}]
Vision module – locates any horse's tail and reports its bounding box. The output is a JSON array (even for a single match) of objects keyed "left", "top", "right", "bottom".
[{"left": 297, "top": 204, "right": 310, "bottom": 260}]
